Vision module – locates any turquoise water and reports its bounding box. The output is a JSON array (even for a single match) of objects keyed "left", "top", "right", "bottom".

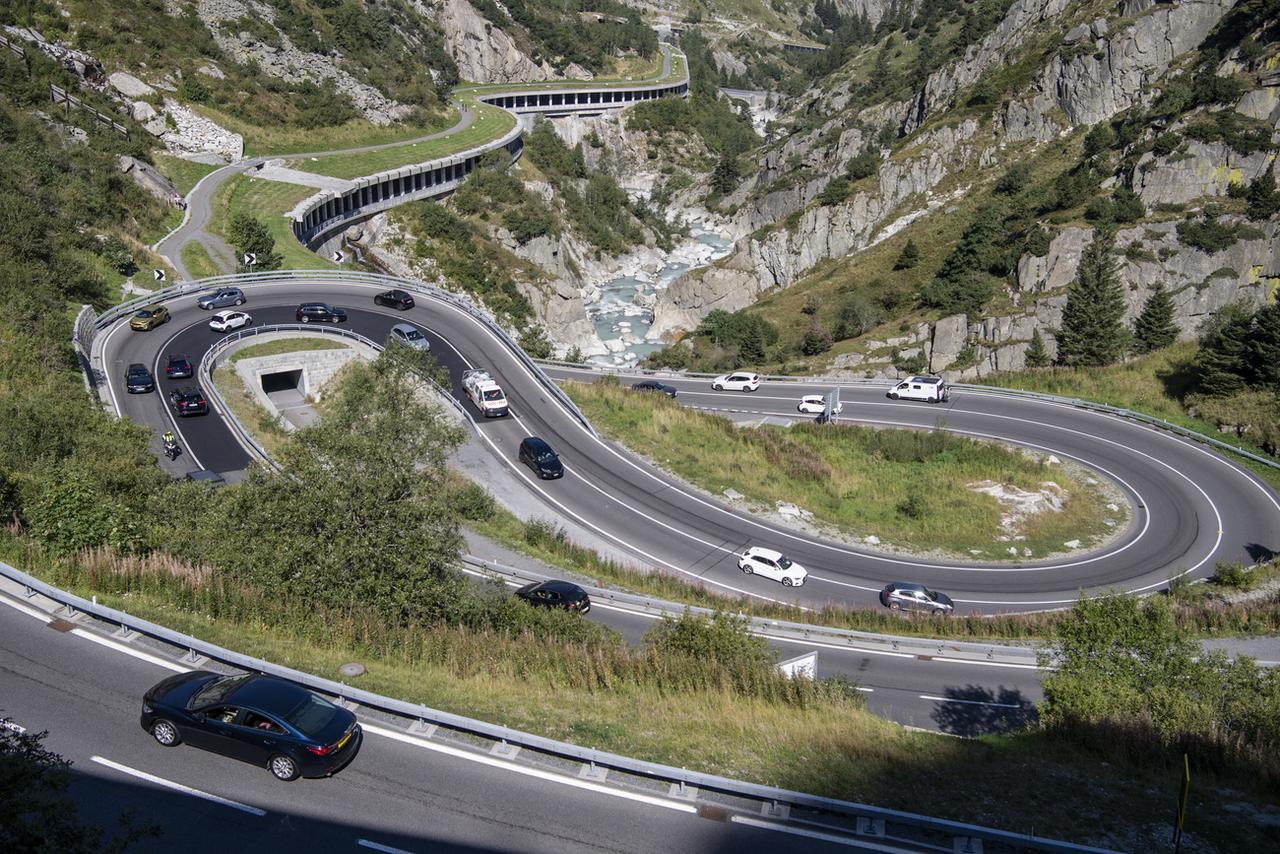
[{"left": 586, "top": 228, "right": 732, "bottom": 366}]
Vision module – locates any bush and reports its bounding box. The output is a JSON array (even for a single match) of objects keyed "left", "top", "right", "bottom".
[
  {"left": 845, "top": 148, "right": 881, "bottom": 180},
  {"left": 518, "top": 325, "right": 553, "bottom": 359},
  {"left": 1213, "top": 562, "right": 1253, "bottom": 590},
  {"left": 818, "top": 176, "right": 850, "bottom": 206},
  {"left": 453, "top": 481, "right": 496, "bottom": 522}
]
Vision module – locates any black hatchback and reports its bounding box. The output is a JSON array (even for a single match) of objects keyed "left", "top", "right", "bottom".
[
  {"left": 141, "top": 671, "right": 362, "bottom": 781},
  {"left": 518, "top": 436, "right": 563, "bottom": 479},
  {"left": 516, "top": 580, "right": 591, "bottom": 614},
  {"left": 125, "top": 363, "right": 155, "bottom": 393},
  {"left": 374, "top": 289, "right": 415, "bottom": 310}
]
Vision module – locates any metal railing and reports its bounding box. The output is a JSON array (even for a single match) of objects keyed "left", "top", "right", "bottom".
[
  {"left": 50, "top": 83, "right": 128, "bottom": 136},
  {"left": 87, "top": 270, "right": 596, "bottom": 438},
  {"left": 0, "top": 558, "right": 1110, "bottom": 853},
  {"left": 537, "top": 360, "right": 1280, "bottom": 472}
]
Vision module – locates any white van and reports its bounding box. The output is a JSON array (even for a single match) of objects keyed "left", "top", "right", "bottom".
[{"left": 887, "top": 376, "right": 948, "bottom": 403}]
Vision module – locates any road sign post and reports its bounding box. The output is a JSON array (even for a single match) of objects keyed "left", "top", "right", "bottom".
[
  {"left": 152, "top": 269, "right": 165, "bottom": 283},
  {"left": 332, "top": 249, "right": 345, "bottom": 263},
  {"left": 242, "top": 252, "right": 256, "bottom": 267},
  {"left": 823, "top": 388, "right": 840, "bottom": 424}
]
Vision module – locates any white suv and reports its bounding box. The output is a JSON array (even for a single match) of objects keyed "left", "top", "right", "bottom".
[
  {"left": 738, "top": 547, "right": 807, "bottom": 587},
  {"left": 712, "top": 372, "right": 760, "bottom": 392}
]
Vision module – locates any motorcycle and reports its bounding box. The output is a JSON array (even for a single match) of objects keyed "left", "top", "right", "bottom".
[{"left": 163, "top": 439, "right": 180, "bottom": 460}]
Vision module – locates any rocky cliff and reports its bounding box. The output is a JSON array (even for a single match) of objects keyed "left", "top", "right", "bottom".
[
  {"left": 652, "top": 0, "right": 1258, "bottom": 341},
  {"left": 423, "top": 0, "right": 565, "bottom": 84}
]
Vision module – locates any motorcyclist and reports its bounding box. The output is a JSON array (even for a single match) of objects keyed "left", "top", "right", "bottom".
[{"left": 162, "top": 430, "right": 179, "bottom": 460}]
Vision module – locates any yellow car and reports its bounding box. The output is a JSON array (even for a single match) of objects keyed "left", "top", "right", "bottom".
[{"left": 130, "top": 305, "right": 171, "bottom": 331}]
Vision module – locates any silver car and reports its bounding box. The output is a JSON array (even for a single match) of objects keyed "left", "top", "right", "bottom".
[
  {"left": 388, "top": 322, "right": 430, "bottom": 351},
  {"left": 197, "top": 287, "right": 246, "bottom": 310}
]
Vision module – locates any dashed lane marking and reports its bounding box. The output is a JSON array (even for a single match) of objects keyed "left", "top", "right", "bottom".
[{"left": 90, "top": 756, "right": 267, "bottom": 816}]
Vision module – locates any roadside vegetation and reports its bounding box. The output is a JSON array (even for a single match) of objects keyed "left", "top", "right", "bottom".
[
  {"left": 563, "top": 378, "right": 1121, "bottom": 559},
  {"left": 206, "top": 175, "right": 333, "bottom": 271}
]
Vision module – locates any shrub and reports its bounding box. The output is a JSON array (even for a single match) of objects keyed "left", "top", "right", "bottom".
[
  {"left": 453, "top": 481, "right": 496, "bottom": 522},
  {"left": 1213, "top": 562, "right": 1253, "bottom": 590},
  {"left": 818, "top": 176, "right": 850, "bottom": 206},
  {"left": 845, "top": 147, "right": 881, "bottom": 180}
]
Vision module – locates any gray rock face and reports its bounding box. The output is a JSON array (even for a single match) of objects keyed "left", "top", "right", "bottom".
[
  {"left": 1134, "top": 139, "right": 1278, "bottom": 205},
  {"left": 950, "top": 219, "right": 1280, "bottom": 378},
  {"left": 930, "top": 314, "right": 969, "bottom": 370},
  {"left": 129, "top": 100, "right": 157, "bottom": 122},
  {"left": 1004, "top": 0, "right": 1236, "bottom": 142},
  {"left": 197, "top": 0, "right": 412, "bottom": 126},
  {"left": 108, "top": 71, "right": 155, "bottom": 98},
  {"left": 160, "top": 100, "right": 244, "bottom": 160},
  {"left": 1237, "top": 87, "right": 1280, "bottom": 128},
  {"left": 426, "top": 0, "right": 554, "bottom": 84}
]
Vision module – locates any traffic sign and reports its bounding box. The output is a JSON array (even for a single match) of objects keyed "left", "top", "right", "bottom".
[
  {"left": 823, "top": 387, "right": 840, "bottom": 423},
  {"left": 152, "top": 269, "right": 165, "bottom": 282},
  {"left": 243, "top": 253, "right": 257, "bottom": 266},
  {"left": 332, "top": 250, "right": 345, "bottom": 263}
]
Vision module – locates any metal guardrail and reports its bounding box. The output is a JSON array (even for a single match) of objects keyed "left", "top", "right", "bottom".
[
  {"left": 88, "top": 270, "right": 597, "bottom": 439},
  {"left": 538, "top": 360, "right": 1280, "bottom": 473},
  {"left": 460, "top": 555, "right": 1042, "bottom": 667},
  {"left": 199, "top": 323, "right": 480, "bottom": 463},
  {"left": 50, "top": 83, "right": 128, "bottom": 136},
  {"left": 0, "top": 559, "right": 1110, "bottom": 853}
]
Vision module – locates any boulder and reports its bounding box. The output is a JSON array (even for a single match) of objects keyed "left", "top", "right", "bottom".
[
  {"left": 1063, "top": 24, "right": 1092, "bottom": 43},
  {"left": 129, "top": 100, "right": 156, "bottom": 122},
  {"left": 107, "top": 71, "right": 154, "bottom": 98},
  {"left": 1236, "top": 87, "right": 1280, "bottom": 128},
  {"left": 929, "top": 313, "right": 968, "bottom": 371}
]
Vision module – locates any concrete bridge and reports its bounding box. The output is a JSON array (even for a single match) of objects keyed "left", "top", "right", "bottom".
[{"left": 290, "top": 47, "right": 689, "bottom": 250}]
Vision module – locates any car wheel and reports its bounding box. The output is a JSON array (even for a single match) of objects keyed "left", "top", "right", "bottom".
[
  {"left": 712, "top": 383, "right": 722, "bottom": 390},
  {"left": 151, "top": 719, "right": 181, "bottom": 747},
  {"left": 269, "top": 754, "right": 299, "bottom": 782},
  {"left": 235, "top": 299, "right": 244, "bottom": 306},
  {"left": 889, "top": 602, "right": 902, "bottom": 611},
  {"left": 300, "top": 316, "right": 310, "bottom": 323},
  {"left": 889, "top": 392, "right": 899, "bottom": 400},
  {"left": 782, "top": 577, "right": 794, "bottom": 587},
  {"left": 740, "top": 564, "right": 753, "bottom": 574}
]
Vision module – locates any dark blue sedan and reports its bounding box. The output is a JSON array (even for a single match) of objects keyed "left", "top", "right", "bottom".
[{"left": 141, "top": 671, "right": 362, "bottom": 781}]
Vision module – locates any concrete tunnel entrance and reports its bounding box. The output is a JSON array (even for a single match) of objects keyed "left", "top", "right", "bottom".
[{"left": 261, "top": 368, "right": 303, "bottom": 396}]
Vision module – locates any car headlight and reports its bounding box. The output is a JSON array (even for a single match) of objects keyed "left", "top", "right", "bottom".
[{"left": 142, "top": 702, "right": 153, "bottom": 713}]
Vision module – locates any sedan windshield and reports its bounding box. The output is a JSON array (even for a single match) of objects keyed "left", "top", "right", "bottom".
[
  {"left": 537, "top": 452, "right": 557, "bottom": 463},
  {"left": 189, "top": 674, "right": 251, "bottom": 709},
  {"left": 404, "top": 329, "right": 424, "bottom": 341},
  {"left": 777, "top": 556, "right": 793, "bottom": 570},
  {"left": 283, "top": 692, "right": 341, "bottom": 737}
]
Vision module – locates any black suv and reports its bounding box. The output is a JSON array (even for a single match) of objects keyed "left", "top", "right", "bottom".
[
  {"left": 169, "top": 387, "right": 209, "bottom": 417},
  {"left": 124, "top": 363, "right": 155, "bottom": 393},
  {"left": 516, "top": 580, "right": 591, "bottom": 614},
  {"left": 165, "top": 354, "right": 194, "bottom": 379},
  {"left": 518, "top": 437, "right": 564, "bottom": 479},
  {"left": 374, "top": 289, "right": 415, "bottom": 310},
  {"left": 296, "top": 303, "right": 348, "bottom": 324}
]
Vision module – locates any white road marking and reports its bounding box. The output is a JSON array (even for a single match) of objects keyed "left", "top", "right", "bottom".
[
  {"left": 361, "top": 722, "right": 697, "bottom": 814},
  {"left": 919, "top": 694, "right": 1022, "bottom": 709},
  {"left": 357, "top": 840, "right": 415, "bottom": 854},
  {"left": 730, "top": 815, "right": 916, "bottom": 851},
  {"left": 70, "top": 628, "right": 190, "bottom": 673},
  {"left": 90, "top": 756, "right": 267, "bottom": 816},
  {"left": 152, "top": 325, "right": 207, "bottom": 471},
  {"left": 0, "top": 592, "right": 53, "bottom": 623}
]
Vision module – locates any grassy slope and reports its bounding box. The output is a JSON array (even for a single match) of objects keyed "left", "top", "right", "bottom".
[
  {"left": 152, "top": 154, "right": 220, "bottom": 196},
  {"left": 207, "top": 175, "right": 335, "bottom": 271},
  {"left": 181, "top": 242, "right": 220, "bottom": 280},
  {"left": 197, "top": 108, "right": 462, "bottom": 158},
  {"left": 229, "top": 338, "right": 348, "bottom": 362},
  {"left": 564, "top": 380, "right": 1120, "bottom": 558},
  {"left": 19, "top": 544, "right": 1271, "bottom": 853}
]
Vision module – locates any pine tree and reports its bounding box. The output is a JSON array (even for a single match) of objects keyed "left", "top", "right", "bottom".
[
  {"left": 709, "top": 154, "right": 740, "bottom": 197},
  {"left": 1025, "top": 329, "right": 1050, "bottom": 368},
  {"left": 1246, "top": 171, "right": 1279, "bottom": 221},
  {"left": 738, "top": 322, "right": 766, "bottom": 363},
  {"left": 1250, "top": 302, "right": 1280, "bottom": 390},
  {"left": 1055, "top": 228, "right": 1128, "bottom": 366},
  {"left": 893, "top": 239, "right": 920, "bottom": 270},
  {"left": 1193, "top": 303, "right": 1253, "bottom": 397},
  {"left": 1131, "top": 283, "right": 1179, "bottom": 353}
]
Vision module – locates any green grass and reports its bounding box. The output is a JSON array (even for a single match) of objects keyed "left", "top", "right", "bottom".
[
  {"left": 9, "top": 538, "right": 1273, "bottom": 852},
  {"left": 298, "top": 100, "right": 516, "bottom": 179},
  {"left": 139, "top": 206, "right": 184, "bottom": 247},
  {"left": 193, "top": 107, "right": 460, "bottom": 157},
  {"left": 973, "top": 343, "right": 1280, "bottom": 492},
  {"left": 564, "top": 381, "right": 1123, "bottom": 559},
  {"left": 181, "top": 242, "right": 221, "bottom": 280},
  {"left": 206, "top": 175, "right": 335, "bottom": 271},
  {"left": 152, "top": 154, "right": 221, "bottom": 196},
  {"left": 229, "top": 337, "right": 348, "bottom": 363}
]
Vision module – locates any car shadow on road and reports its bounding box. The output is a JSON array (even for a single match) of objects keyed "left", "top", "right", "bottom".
[{"left": 930, "top": 684, "right": 1038, "bottom": 737}]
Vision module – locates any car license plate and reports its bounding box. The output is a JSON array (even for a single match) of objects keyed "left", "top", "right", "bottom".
[{"left": 334, "top": 730, "right": 352, "bottom": 750}]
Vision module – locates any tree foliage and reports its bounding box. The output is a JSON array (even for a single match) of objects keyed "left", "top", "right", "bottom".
[
  {"left": 1131, "top": 283, "right": 1179, "bottom": 354},
  {"left": 1055, "top": 229, "right": 1129, "bottom": 366},
  {"left": 1024, "top": 328, "right": 1050, "bottom": 368},
  {"left": 228, "top": 213, "right": 282, "bottom": 272}
]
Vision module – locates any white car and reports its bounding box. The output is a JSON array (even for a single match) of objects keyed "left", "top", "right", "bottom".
[
  {"left": 388, "top": 322, "right": 430, "bottom": 351},
  {"left": 712, "top": 372, "right": 760, "bottom": 392},
  {"left": 208, "top": 310, "right": 252, "bottom": 332},
  {"left": 738, "top": 546, "right": 808, "bottom": 587},
  {"left": 797, "top": 394, "right": 843, "bottom": 415}
]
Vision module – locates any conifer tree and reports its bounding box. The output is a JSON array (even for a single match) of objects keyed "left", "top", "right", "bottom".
[
  {"left": 894, "top": 239, "right": 920, "bottom": 270},
  {"left": 1025, "top": 329, "right": 1050, "bottom": 368},
  {"left": 1131, "top": 283, "right": 1179, "bottom": 353},
  {"left": 1055, "top": 229, "right": 1128, "bottom": 366}
]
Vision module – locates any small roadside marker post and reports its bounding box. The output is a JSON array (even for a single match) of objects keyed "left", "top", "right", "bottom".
[
  {"left": 152, "top": 269, "right": 165, "bottom": 283},
  {"left": 1173, "top": 753, "right": 1190, "bottom": 853},
  {"left": 243, "top": 253, "right": 256, "bottom": 267},
  {"left": 332, "top": 250, "right": 345, "bottom": 263}
]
